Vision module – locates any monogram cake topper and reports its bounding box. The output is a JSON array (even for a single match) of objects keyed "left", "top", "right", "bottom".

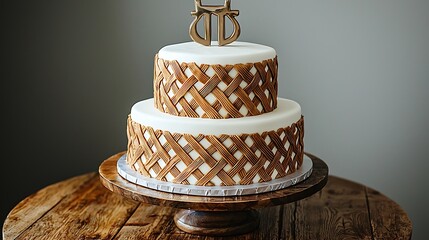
[{"left": 190, "top": 0, "right": 241, "bottom": 46}]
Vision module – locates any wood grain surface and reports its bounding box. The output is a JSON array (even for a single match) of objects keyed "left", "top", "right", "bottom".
[{"left": 3, "top": 152, "right": 412, "bottom": 240}]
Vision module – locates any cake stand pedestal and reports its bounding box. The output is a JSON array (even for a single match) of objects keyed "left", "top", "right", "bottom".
[{"left": 99, "top": 152, "right": 328, "bottom": 236}]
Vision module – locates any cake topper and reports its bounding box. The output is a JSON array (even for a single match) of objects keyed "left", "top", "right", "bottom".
[{"left": 190, "top": 0, "right": 241, "bottom": 46}]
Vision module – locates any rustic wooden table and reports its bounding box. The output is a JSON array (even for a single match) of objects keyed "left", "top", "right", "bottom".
[{"left": 3, "top": 153, "right": 412, "bottom": 240}]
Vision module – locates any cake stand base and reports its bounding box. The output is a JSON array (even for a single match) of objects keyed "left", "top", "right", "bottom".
[
  {"left": 174, "top": 209, "right": 259, "bottom": 236},
  {"left": 99, "top": 152, "right": 328, "bottom": 237}
]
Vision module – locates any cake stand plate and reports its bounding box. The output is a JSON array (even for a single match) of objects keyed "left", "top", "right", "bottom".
[{"left": 99, "top": 152, "right": 328, "bottom": 236}]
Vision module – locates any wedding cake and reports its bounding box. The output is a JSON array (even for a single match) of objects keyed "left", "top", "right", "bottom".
[{"left": 118, "top": 1, "right": 311, "bottom": 196}]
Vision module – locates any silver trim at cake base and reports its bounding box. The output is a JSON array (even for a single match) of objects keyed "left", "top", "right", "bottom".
[{"left": 117, "top": 154, "right": 313, "bottom": 196}]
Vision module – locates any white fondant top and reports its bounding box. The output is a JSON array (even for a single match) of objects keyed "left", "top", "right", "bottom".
[
  {"left": 130, "top": 98, "right": 301, "bottom": 136},
  {"left": 158, "top": 41, "right": 277, "bottom": 65}
]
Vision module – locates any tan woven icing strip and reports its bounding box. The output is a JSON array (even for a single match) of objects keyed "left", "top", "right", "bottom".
[
  {"left": 126, "top": 115, "right": 304, "bottom": 186},
  {"left": 154, "top": 55, "right": 278, "bottom": 119}
]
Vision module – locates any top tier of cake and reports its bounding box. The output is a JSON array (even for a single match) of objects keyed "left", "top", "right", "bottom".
[{"left": 153, "top": 41, "right": 278, "bottom": 119}]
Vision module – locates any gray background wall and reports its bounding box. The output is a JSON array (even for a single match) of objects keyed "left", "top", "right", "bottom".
[{"left": 2, "top": 1, "right": 428, "bottom": 239}]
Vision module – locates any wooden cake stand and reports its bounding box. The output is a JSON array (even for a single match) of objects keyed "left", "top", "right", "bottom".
[{"left": 99, "top": 152, "right": 328, "bottom": 236}]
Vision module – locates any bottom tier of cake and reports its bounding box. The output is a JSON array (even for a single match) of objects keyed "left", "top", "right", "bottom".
[{"left": 126, "top": 98, "right": 304, "bottom": 187}]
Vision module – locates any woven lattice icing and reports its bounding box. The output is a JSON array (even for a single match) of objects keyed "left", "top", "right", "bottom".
[
  {"left": 126, "top": 116, "right": 304, "bottom": 186},
  {"left": 154, "top": 55, "right": 278, "bottom": 119}
]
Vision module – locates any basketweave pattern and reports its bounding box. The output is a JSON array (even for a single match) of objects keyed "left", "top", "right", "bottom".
[
  {"left": 126, "top": 116, "right": 304, "bottom": 186},
  {"left": 153, "top": 55, "right": 278, "bottom": 119}
]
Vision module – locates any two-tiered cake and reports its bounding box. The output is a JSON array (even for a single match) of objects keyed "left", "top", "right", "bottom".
[{"left": 119, "top": 40, "right": 310, "bottom": 196}]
